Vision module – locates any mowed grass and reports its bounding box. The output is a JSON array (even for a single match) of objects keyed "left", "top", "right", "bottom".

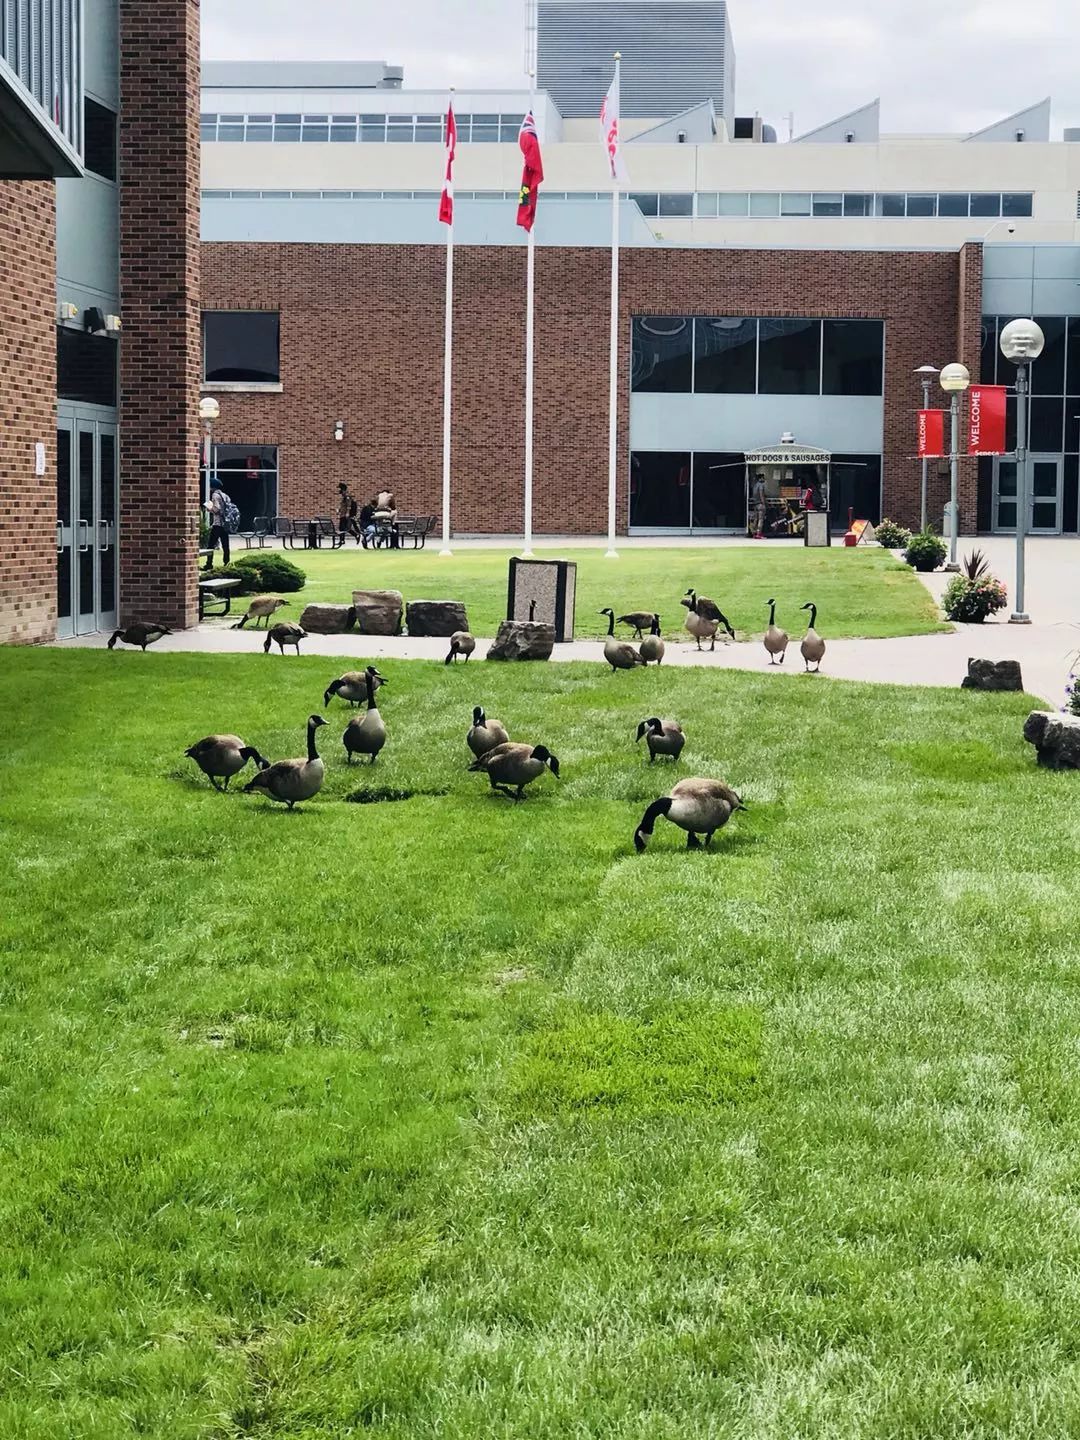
[
  {"left": 259, "top": 543, "right": 947, "bottom": 642},
  {"left": 5, "top": 648, "right": 1080, "bottom": 1437}
]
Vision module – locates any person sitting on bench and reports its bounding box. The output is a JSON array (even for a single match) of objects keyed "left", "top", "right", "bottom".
[{"left": 372, "top": 490, "right": 398, "bottom": 548}]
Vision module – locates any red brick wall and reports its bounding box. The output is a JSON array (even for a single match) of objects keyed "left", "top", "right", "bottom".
[
  {"left": 201, "top": 240, "right": 980, "bottom": 535},
  {"left": 118, "top": 0, "right": 201, "bottom": 627},
  {"left": 0, "top": 182, "right": 57, "bottom": 644}
]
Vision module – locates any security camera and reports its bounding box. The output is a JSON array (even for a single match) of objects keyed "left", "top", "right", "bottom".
[{"left": 1007, "top": 224, "right": 1016, "bottom": 235}]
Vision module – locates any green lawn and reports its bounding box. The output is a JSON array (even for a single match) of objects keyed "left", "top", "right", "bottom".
[
  {"left": 255, "top": 544, "right": 947, "bottom": 641},
  {"left": 5, "top": 649, "right": 1078, "bottom": 1438}
]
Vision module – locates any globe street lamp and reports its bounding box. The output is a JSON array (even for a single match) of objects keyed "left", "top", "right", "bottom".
[
  {"left": 939, "top": 362, "right": 971, "bottom": 569},
  {"left": 999, "top": 318, "right": 1045, "bottom": 624},
  {"left": 915, "top": 365, "right": 940, "bottom": 532},
  {"left": 198, "top": 397, "right": 221, "bottom": 499}
]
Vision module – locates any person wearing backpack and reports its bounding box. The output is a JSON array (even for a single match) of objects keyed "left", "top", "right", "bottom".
[{"left": 204, "top": 478, "right": 234, "bottom": 570}]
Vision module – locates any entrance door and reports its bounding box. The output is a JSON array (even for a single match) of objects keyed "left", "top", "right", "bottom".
[
  {"left": 992, "top": 455, "right": 1063, "bottom": 535},
  {"left": 57, "top": 417, "right": 119, "bottom": 636}
]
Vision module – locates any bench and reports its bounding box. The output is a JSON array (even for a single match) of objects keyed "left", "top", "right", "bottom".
[
  {"left": 237, "top": 515, "right": 272, "bottom": 549},
  {"left": 198, "top": 576, "right": 242, "bottom": 619},
  {"left": 284, "top": 516, "right": 341, "bottom": 550},
  {"left": 395, "top": 515, "right": 437, "bottom": 549}
]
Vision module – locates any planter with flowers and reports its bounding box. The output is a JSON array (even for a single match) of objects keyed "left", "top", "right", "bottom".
[{"left": 941, "top": 550, "right": 1008, "bottom": 623}]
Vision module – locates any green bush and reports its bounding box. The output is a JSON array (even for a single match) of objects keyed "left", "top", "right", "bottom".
[
  {"left": 942, "top": 572, "right": 1008, "bottom": 623},
  {"left": 876, "top": 518, "right": 912, "bottom": 550},
  {"left": 228, "top": 553, "right": 307, "bottom": 594},
  {"left": 903, "top": 528, "right": 947, "bottom": 573}
]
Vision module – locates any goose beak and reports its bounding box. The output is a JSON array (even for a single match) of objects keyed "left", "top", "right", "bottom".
[{"left": 633, "top": 828, "right": 648, "bottom": 853}]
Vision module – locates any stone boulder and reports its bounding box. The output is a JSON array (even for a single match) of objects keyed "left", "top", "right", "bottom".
[
  {"left": 1024, "top": 711, "right": 1080, "bottom": 770},
  {"left": 352, "top": 589, "right": 403, "bottom": 636},
  {"left": 487, "top": 620, "right": 556, "bottom": 661},
  {"left": 961, "top": 658, "right": 1024, "bottom": 693},
  {"left": 298, "top": 603, "right": 355, "bottom": 634},
  {"left": 406, "top": 600, "right": 468, "bottom": 638}
]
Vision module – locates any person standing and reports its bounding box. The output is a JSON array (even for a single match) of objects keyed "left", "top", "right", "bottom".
[
  {"left": 750, "top": 473, "right": 767, "bottom": 538},
  {"left": 204, "top": 478, "right": 231, "bottom": 571},
  {"left": 337, "top": 483, "right": 361, "bottom": 544}
]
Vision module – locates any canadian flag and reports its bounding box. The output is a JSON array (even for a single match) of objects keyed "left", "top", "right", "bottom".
[
  {"left": 516, "top": 111, "right": 544, "bottom": 232},
  {"left": 599, "top": 62, "right": 629, "bottom": 183},
  {"left": 439, "top": 103, "right": 457, "bottom": 225}
]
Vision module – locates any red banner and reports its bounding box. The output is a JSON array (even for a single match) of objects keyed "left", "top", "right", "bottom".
[
  {"left": 917, "top": 409, "right": 945, "bottom": 458},
  {"left": 968, "top": 384, "right": 1007, "bottom": 456}
]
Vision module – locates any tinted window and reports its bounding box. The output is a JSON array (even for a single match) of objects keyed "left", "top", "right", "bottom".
[
  {"left": 906, "top": 194, "right": 935, "bottom": 217},
  {"left": 1030, "top": 397, "right": 1064, "bottom": 451},
  {"left": 1030, "top": 315, "right": 1066, "bottom": 395},
  {"left": 822, "top": 320, "right": 883, "bottom": 396},
  {"left": 630, "top": 193, "right": 659, "bottom": 216},
  {"left": 1067, "top": 317, "right": 1080, "bottom": 393},
  {"left": 694, "top": 318, "right": 756, "bottom": 394},
  {"left": 631, "top": 317, "right": 693, "bottom": 392},
  {"left": 717, "top": 193, "right": 749, "bottom": 216},
  {"left": 830, "top": 454, "right": 882, "bottom": 526},
  {"left": 980, "top": 317, "right": 999, "bottom": 384},
  {"left": 812, "top": 194, "right": 843, "bottom": 216},
  {"left": 970, "top": 193, "right": 1000, "bottom": 217},
  {"left": 938, "top": 193, "right": 969, "bottom": 217},
  {"left": 758, "top": 318, "right": 821, "bottom": 394},
  {"left": 203, "top": 312, "right": 281, "bottom": 383},
  {"left": 658, "top": 193, "right": 693, "bottom": 217},
  {"left": 749, "top": 192, "right": 779, "bottom": 216},
  {"left": 880, "top": 194, "right": 905, "bottom": 216},
  {"left": 629, "top": 452, "right": 691, "bottom": 527},
  {"left": 1002, "top": 193, "right": 1033, "bottom": 218},
  {"left": 843, "top": 193, "right": 872, "bottom": 216},
  {"left": 57, "top": 328, "right": 118, "bottom": 407},
  {"left": 692, "top": 453, "right": 744, "bottom": 528},
  {"left": 83, "top": 98, "right": 116, "bottom": 180}
]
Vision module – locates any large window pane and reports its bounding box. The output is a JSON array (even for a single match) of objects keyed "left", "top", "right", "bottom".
[
  {"left": 938, "top": 193, "right": 969, "bottom": 217},
  {"left": 1030, "top": 315, "right": 1066, "bottom": 394},
  {"left": 843, "top": 193, "right": 873, "bottom": 216},
  {"left": 203, "top": 312, "right": 281, "bottom": 384},
  {"left": 980, "top": 317, "right": 999, "bottom": 384},
  {"left": 630, "top": 192, "right": 659, "bottom": 216},
  {"left": 749, "top": 192, "right": 779, "bottom": 216},
  {"left": 758, "top": 318, "right": 821, "bottom": 394},
  {"left": 274, "top": 125, "right": 300, "bottom": 142},
  {"left": 57, "top": 329, "right": 118, "bottom": 407},
  {"left": 692, "top": 453, "right": 745, "bottom": 529},
  {"left": 694, "top": 318, "right": 756, "bottom": 394},
  {"left": 205, "top": 446, "right": 280, "bottom": 531},
  {"left": 84, "top": 98, "right": 117, "bottom": 180},
  {"left": 780, "top": 192, "right": 811, "bottom": 216},
  {"left": 246, "top": 125, "right": 272, "bottom": 142},
  {"left": 697, "top": 193, "right": 719, "bottom": 217},
  {"left": 906, "top": 193, "right": 936, "bottom": 217},
  {"left": 658, "top": 193, "right": 693, "bottom": 217},
  {"left": 812, "top": 193, "right": 842, "bottom": 217},
  {"left": 830, "top": 455, "right": 882, "bottom": 526},
  {"left": 631, "top": 316, "right": 693, "bottom": 392},
  {"left": 717, "top": 192, "right": 749, "bottom": 216},
  {"left": 970, "top": 193, "right": 1001, "bottom": 217},
  {"left": 629, "top": 452, "right": 691, "bottom": 527},
  {"left": 1030, "top": 398, "right": 1064, "bottom": 452},
  {"left": 879, "top": 193, "right": 905, "bottom": 217},
  {"left": 1003, "top": 193, "right": 1033, "bottom": 218},
  {"left": 822, "top": 320, "right": 883, "bottom": 396}
]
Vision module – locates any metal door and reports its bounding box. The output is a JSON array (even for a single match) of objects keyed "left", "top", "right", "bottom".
[
  {"left": 992, "top": 455, "right": 1062, "bottom": 535},
  {"left": 56, "top": 422, "right": 75, "bottom": 638},
  {"left": 58, "top": 418, "right": 119, "bottom": 635}
]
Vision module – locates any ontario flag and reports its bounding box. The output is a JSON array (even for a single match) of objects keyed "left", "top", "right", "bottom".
[
  {"left": 516, "top": 111, "right": 544, "bottom": 232},
  {"left": 439, "top": 103, "right": 457, "bottom": 225}
]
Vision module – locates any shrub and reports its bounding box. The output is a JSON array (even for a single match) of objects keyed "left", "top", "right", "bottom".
[
  {"left": 903, "top": 528, "right": 947, "bottom": 572},
  {"left": 876, "top": 518, "right": 912, "bottom": 550},
  {"left": 228, "top": 553, "right": 307, "bottom": 594},
  {"left": 961, "top": 548, "right": 990, "bottom": 581},
  {"left": 201, "top": 563, "right": 257, "bottom": 596},
  {"left": 1066, "top": 676, "right": 1080, "bottom": 717},
  {"left": 942, "top": 572, "right": 1008, "bottom": 623}
]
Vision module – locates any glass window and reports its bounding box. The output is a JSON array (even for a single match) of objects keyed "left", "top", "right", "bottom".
[
  {"left": 780, "top": 192, "right": 811, "bottom": 216},
  {"left": 248, "top": 114, "right": 273, "bottom": 123},
  {"left": 717, "top": 193, "right": 749, "bottom": 216},
  {"left": 906, "top": 193, "right": 936, "bottom": 217},
  {"left": 57, "top": 329, "right": 118, "bottom": 408},
  {"left": 1030, "top": 316, "right": 1067, "bottom": 395},
  {"left": 200, "top": 113, "right": 217, "bottom": 126},
  {"left": 697, "top": 193, "right": 719, "bottom": 217},
  {"left": 1066, "top": 318, "right": 1080, "bottom": 394},
  {"left": 694, "top": 318, "right": 757, "bottom": 394},
  {"left": 200, "top": 122, "right": 217, "bottom": 141},
  {"left": 749, "top": 192, "right": 779, "bottom": 216},
  {"left": 301, "top": 124, "right": 329, "bottom": 142},
  {"left": 812, "top": 193, "right": 843, "bottom": 217},
  {"left": 276, "top": 113, "right": 301, "bottom": 124},
  {"left": 843, "top": 193, "right": 872, "bottom": 217},
  {"left": 414, "top": 125, "right": 441, "bottom": 142},
  {"left": 692, "top": 453, "right": 745, "bottom": 529},
  {"left": 830, "top": 455, "right": 882, "bottom": 527},
  {"left": 500, "top": 123, "right": 519, "bottom": 142},
  {"left": 203, "top": 311, "right": 281, "bottom": 384},
  {"left": 1003, "top": 193, "right": 1033, "bottom": 217},
  {"left": 938, "top": 193, "right": 969, "bottom": 217},
  {"left": 879, "top": 194, "right": 905, "bottom": 216},
  {"left": 630, "top": 193, "right": 659, "bottom": 216},
  {"left": 758, "top": 318, "right": 821, "bottom": 394},
  {"left": 631, "top": 316, "right": 693, "bottom": 392},
  {"left": 246, "top": 125, "right": 272, "bottom": 142},
  {"left": 980, "top": 317, "right": 999, "bottom": 384},
  {"left": 203, "top": 446, "right": 279, "bottom": 531},
  {"left": 320, "top": 190, "right": 353, "bottom": 199},
  {"left": 970, "top": 193, "right": 1001, "bottom": 217},
  {"left": 822, "top": 320, "right": 883, "bottom": 396},
  {"left": 1029, "top": 398, "right": 1064, "bottom": 451},
  {"left": 386, "top": 120, "right": 414, "bottom": 143},
  {"left": 658, "top": 193, "right": 693, "bottom": 217},
  {"left": 217, "top": 125, "right": 245, "bottom": 142},
  {"left": 629, "top": 452, "right": 691, "bottom": 527},
  {"left": 359, "top": 119, "right": 386, "bottom": 141},
  {"left": 220, "top": 114, "right": 244, "bottom": 123},
  {"left": 330, "top": 124, "right": 357, "bottom": 142},
  {"left": 274, "top": 125, "right": 301, "bottom": 142},
  {"left": 471, "top": 126, "right": 498, "bottom": 142}
]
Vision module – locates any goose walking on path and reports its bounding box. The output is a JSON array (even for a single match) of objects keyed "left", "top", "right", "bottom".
[
  {"left": 639, "top": 615, "right": 665, "bottom": 665},
  {"left": 800, "top": 602, "right": 826, "bottom": 673},
  {"left": 263, "top": 623, "right": 306, "bottom": 655},
  {"left": 599, "top": 609, "right": 647, "bottom": 671},
  {"left": 634, "top": 777, "right": 745, "bottom": 851},
  {"left": 233, "top": 597, "right": 289, "bottom": 630},
  {"left": 107, "top": 622, "right": 171, "bottom": 651},
  {"left": 185, "top": 735, "right": 268, "bottom": 791},
  {"left": 445, "top": 631, "right": 476, "bottom": 664},
  {"left": 243, "top": 715, "right": 327, "bottom": 810},
  {"left": 684, "top": 590, "right": 736, "bottom": 638},
  {"left": 636, "top": 717, "right": 685, "bottom": 763},
  {"left": 617, "top": 610, "right": 658, "bottom": 640},
  {"left": 681, "top": 592, "right": 735, "bottom": 652},
  {"left": 764, "top": 599, "right": 789, "bottom": 665},
  {"left": 469, "top": 743, "right": 560, "bottom": 801},
  {"left": 467, "top": 707, "right": 509, "bottom": 759},
  {"left": 343, "top": 667, "right": 388, "bottom": 764}
]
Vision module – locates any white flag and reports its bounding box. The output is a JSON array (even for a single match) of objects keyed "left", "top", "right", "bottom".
[{"left": 599, "top": 62, "right": 629, "bottom": 183}]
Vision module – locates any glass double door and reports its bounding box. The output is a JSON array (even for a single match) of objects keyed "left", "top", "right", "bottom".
[
  {"left": 992, "top": 455, "right": 1063, "bottom": 535},
  {"left": 57, "top": 417, "right": 118, "bottom": 638}
]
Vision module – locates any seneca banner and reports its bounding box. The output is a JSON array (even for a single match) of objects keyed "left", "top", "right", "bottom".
[
  {"left": 968, "top": 385, "right": 1008, "bottom": 456},
  {"left": 917, "top": 409, "right": 945, "bottom": 458}
]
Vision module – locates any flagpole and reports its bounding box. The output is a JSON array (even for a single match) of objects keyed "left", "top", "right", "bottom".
[
  {"left": 605, "top": 53, "right": 622, "bottom": 560},
  {"left": 522, "top": 74, "right": 537, "bottom": 558},
  {"left": 440, "top": 89, "right": 455, "bottom": 557}
]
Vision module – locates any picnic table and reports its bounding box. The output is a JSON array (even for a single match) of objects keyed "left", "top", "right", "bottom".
[{"left": 198, "top": 576, "right": 242, "bottom": 619}]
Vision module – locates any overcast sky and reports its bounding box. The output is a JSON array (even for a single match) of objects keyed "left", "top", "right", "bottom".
[{"left": 203, "top": 0, "right": 1080, "bottom": 138}]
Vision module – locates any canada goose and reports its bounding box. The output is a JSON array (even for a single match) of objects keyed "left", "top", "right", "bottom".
[
  {"left": 243, "top": 714, "right": 327, "bottom": 809},
  {"left": 185, "top": 734, "right": 269, "bottom": 791},
  {"left": 634, "top": 777, "right": 745, "bottom": 851},
  {"left": 467, "top": 706, "right": 509, "bottom": 759},
  {"left": 263, "top": 622, "right": 306, "bottom": 655},
  {"left": 800, "top": 602, "right": 826, "bottom": 673},
  {"left": 764, "top": 599, "right": 789, "bottom": 665},
  {"left": 636, "top": 716, "right": 685, "bottom": 763},
  {"left": 599, "top": 609, "right": 647, "bottom": 671},
  {"left": 684, "top": 590, "right": 736, "bottom": 637},
  {"left": 323, "top": 670, "right": 384, "bottom": 708},
  {"left": 639, "top": 614, "right": 666, "bottom": 665},
  {"left": 445, "top": 631, "right": 476, "bottom": 664},
  {"left": 107, "top": 622, "right": 171, "bottom": 651},
  {"left": 617, "top": 610, "right": 658, "bottom": 640},
  {"left": 343, "top": 667, "right": 388, "bottom": 764},
  {"left": 469, "top": 742, "right": 560, "bottom": 800},
  {"left": 233, "top": 597, "right": 289, "bottom": 630}
]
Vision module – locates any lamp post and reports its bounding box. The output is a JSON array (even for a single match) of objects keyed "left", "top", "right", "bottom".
[
  {"left": 939, "top": 362, "right": 970, "bottom": 570},
  {"left": 999, "top": 318, "right": 1045, "bottom": 624},
  {"left": 199, "top": 397, "right": 220, "bottom": 503},
  {"left": 915, "top": 364, "right": 940, "bottom": 532}
]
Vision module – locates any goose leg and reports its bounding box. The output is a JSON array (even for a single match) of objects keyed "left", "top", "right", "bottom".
[
  {"left": 686, "top": 832, "right": 702, "bottom": 850},
  {"left": 709, "top": 635, "right": 715, "bottom": 652}
]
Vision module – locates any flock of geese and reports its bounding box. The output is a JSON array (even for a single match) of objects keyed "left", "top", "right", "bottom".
[{"left": 600, "top": 591, "right": 826, "bottom": 674}]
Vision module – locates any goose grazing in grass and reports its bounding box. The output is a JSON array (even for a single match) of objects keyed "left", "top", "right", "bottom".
[
  {"left": 232, "top": 597, "right": 289, "bottom": 630},
  {"left": 263, "top": 622, "right": 306, "bottom": 656},
  {"left": 469, "top": 742, "right": 560, "bottom": 801},
  {"left": 600, "top": 609, "right": 647, "bottom": 671},
  {"left": 636, "top": 716, "right": 685, "bottom": 764},
  {"left": 617, "top": 610, "right": 658, "bottom": 640},
  {"left": 764, "top": 599, "right": 789, "bottom": 665},
  {"left": 800, "top": 602, "right": 826, "bottom": 673},
  {"left": 684, "top": 590, "right": 736, "bottom": 640},
  {"left": 634, "top": 777, "right": 745, "bottom": 852},
  {"left": 445, "top": 631, "right": 476, "bottom": 664},
  {"left": 343, "top": 667, "right": 388, "bottom": 764},
  {"left": 107, "top": 622, "right": 171, "bottom": 651},
  {"left": 324, "top": 670, "right": 384, "bottom": 708},
  {"left": 638, "top": 614, "right": 665, "bottom": 665},
  {"left": 467, "top": 706, "right": 509, "bottom": 759},
  {"left": 243, "top": 715, "right": 327, "bottom": 809},
  {"left": 185, "top": 735, "right": 268, "bottom": 791}
]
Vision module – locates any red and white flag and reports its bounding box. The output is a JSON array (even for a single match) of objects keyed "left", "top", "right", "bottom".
[
  {"left": 439, "top": 104, "right": 457, "bottom": 225},
  {"left": 599, "top": 62, "right": 629, "bottom": 183},
  {"left": 516, "top": 111, "right": 544, "bottom": 232}
]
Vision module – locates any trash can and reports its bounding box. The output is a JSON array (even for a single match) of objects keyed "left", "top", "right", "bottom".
[
  {"left": 507, "top": 559, "right": 577, "bottom": 642},
  {"left": 804, "top": 511, "right": 831, "bottom": 547}
]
